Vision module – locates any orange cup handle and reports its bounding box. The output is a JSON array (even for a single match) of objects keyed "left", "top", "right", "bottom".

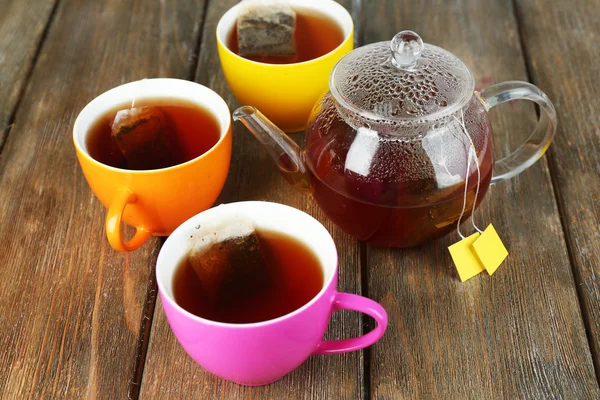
[{"left": 106, "top": 189, "right": 151, "bottom": 252}]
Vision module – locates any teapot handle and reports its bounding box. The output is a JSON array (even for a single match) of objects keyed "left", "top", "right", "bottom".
[{"left": 477, "top": 81, "right": 557, "bottom": 184}]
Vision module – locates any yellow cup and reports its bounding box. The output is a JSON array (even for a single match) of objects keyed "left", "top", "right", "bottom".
[
  {"left": 216, "top": 0, "right": 354, "bottom": 133},
  {"left": 73, "top": 79, "right": 232, "bottom": 252}
]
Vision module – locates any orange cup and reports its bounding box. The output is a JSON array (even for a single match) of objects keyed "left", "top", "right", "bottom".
[{"left": 73, "top": 79, "right": 232, "bottom": 252}]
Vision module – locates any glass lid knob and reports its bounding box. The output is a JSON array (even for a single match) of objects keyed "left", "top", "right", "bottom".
[{"left": 390, "top": 30, "right": 424, "bottom": 70}]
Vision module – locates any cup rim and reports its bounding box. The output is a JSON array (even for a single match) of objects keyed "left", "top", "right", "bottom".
[
  {"left": 216, "top": 0, "right": 354, "bottom": 68},
  {"left": 72, "top": 78, "right": 231, "bottom": 175},
  {"left": 156, "top": 201, "right": 339, "bottom": 329}
]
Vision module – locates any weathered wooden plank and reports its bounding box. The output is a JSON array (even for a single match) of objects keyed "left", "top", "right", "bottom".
[
  {"left": 0, "top": 0, "right": 206, "bottom": 397},
  {"left": 363, "top": 0, "right": 600, "bottom": 398},
  {"left": 516, "top": 0, "right": 600, "bottom": 381},
  {"left": 0, "top": 0, "right": 57, "bottom": 150},
  {"left": 139, "top": 1, "right": 365, "bottom": 398}
]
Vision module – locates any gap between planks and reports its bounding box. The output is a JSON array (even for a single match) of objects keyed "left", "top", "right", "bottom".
[
  {"left": 127, "top": 2, "right": 212, "bottom": 398},
  {"left": 511, "top": 0, "right": 600, "bottom": 386},
  {"left": 351, "top": 2, "right": 371, "bottom": 398},
  {"left": 186, "top": 0, "right": 212, "bottom": 81},
  {"left": 0, "top": 0, "right": 61, "bottom": 158},
  {"left": 360, "top": 241, "right": 372, "bottom": 400},
  {"left": 128, "top": 242, "right": 162, "bottom": 400}
]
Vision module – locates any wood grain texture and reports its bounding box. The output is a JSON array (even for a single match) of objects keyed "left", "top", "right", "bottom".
[
  {"left": 515, "top": 0, "right": 600, "bottom": 381},
  {"left": 139, "top": 1, "right": 365, "bottom": 399},
  {"left": 0, "top": 0, "right": 57, "bottom": 149},
  {"left": 363, "top": 0, "right": 600, "bottom": 398},
  {"left": 0, "top": 0, "right": 205, "bottom": 397}
]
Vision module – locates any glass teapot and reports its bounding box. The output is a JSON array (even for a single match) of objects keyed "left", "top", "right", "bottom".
[{"left": 233, "top": 31, "right": 556, "bottom": 247}]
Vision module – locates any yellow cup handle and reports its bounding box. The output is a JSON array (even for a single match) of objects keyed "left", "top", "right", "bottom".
[{"left": 106, "top": 189, "right": 151, "bottom": 252}]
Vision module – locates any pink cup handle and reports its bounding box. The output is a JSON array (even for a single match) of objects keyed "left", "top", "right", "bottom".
[{"left": 314, "top": 292, "right": 388, "bottom": 355}]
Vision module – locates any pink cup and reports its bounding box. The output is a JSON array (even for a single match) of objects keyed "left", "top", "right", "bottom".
[{"left": 156, "top": 201, "right": 388, "bottom": 386}]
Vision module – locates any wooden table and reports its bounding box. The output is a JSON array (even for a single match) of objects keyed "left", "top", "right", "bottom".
[{"left": 1, "top": 0, "right": 599, "bottom": 398}]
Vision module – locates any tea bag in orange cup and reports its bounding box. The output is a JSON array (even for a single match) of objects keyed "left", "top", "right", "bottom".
[{"left": 73, "top": 79, "right": 232, "bottom": 251}]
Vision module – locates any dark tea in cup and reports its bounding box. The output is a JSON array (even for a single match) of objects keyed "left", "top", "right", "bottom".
[
  {"left": 86, "top": 99, "right": 221, "bottom": 170},
  {"left": 173, "top": 228, "right": 324, "bottom": 324}
]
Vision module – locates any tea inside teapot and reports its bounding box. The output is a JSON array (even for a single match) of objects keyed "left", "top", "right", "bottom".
[
  {"left": 303, "top": 93, "right": 493, "bottom": 247},
  {"left": 301, "top": 31, "right": 494, "bottom": 246}
]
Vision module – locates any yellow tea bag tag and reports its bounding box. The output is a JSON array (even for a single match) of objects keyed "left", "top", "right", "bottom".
[
  {"left": 472, "top": 224, "right": 508, "bottom": 275},
  {"left": 448, "top": 232, "right": 484, "bottom": 282}
]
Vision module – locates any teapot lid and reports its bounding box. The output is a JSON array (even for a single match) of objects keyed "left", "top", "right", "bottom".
[{"left": 330, "top": 31, "right": 475, "bottom": 121}]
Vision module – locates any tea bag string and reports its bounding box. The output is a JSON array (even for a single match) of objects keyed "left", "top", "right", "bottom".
[
  {"left": 461, "top": 110, "right": 483, "bottom": 234},
  {"left": 131, "top": 87, "right": 136, "bottom": 109},
  {"left": 130, "top": 78, "right": 148, "bottom": 109},
  {"left": 453, "top": 110, "right": 483, "bottom": 239}
]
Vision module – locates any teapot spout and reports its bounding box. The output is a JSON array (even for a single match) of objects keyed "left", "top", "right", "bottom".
[{"left": 233, "top": 106, "right": 312, "bottom": 193}]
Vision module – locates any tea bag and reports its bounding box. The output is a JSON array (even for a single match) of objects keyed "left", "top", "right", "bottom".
[
  {"left": 237, "top": 1, "right": 296, "bottom": 57},
  {"left": 187, "top": 219, "right": 269, "bottom": 302},
  {"left": 447, "top": 110, "right": 508, "bottom": 281},
  {"left": 472, "top": 224, "right": 508, "bottom": 275},
  {"left": 448, "top": 232, "right": 484, "bottom": 282},
  {"left": 422, "top": 126, "right": 463, "bottom": 189},
  {"left": 345, "top": 127, "right": 380, "bottom": 178},
  {"left": 111, "top": 106, "right": 174, "bottom": 170}
]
